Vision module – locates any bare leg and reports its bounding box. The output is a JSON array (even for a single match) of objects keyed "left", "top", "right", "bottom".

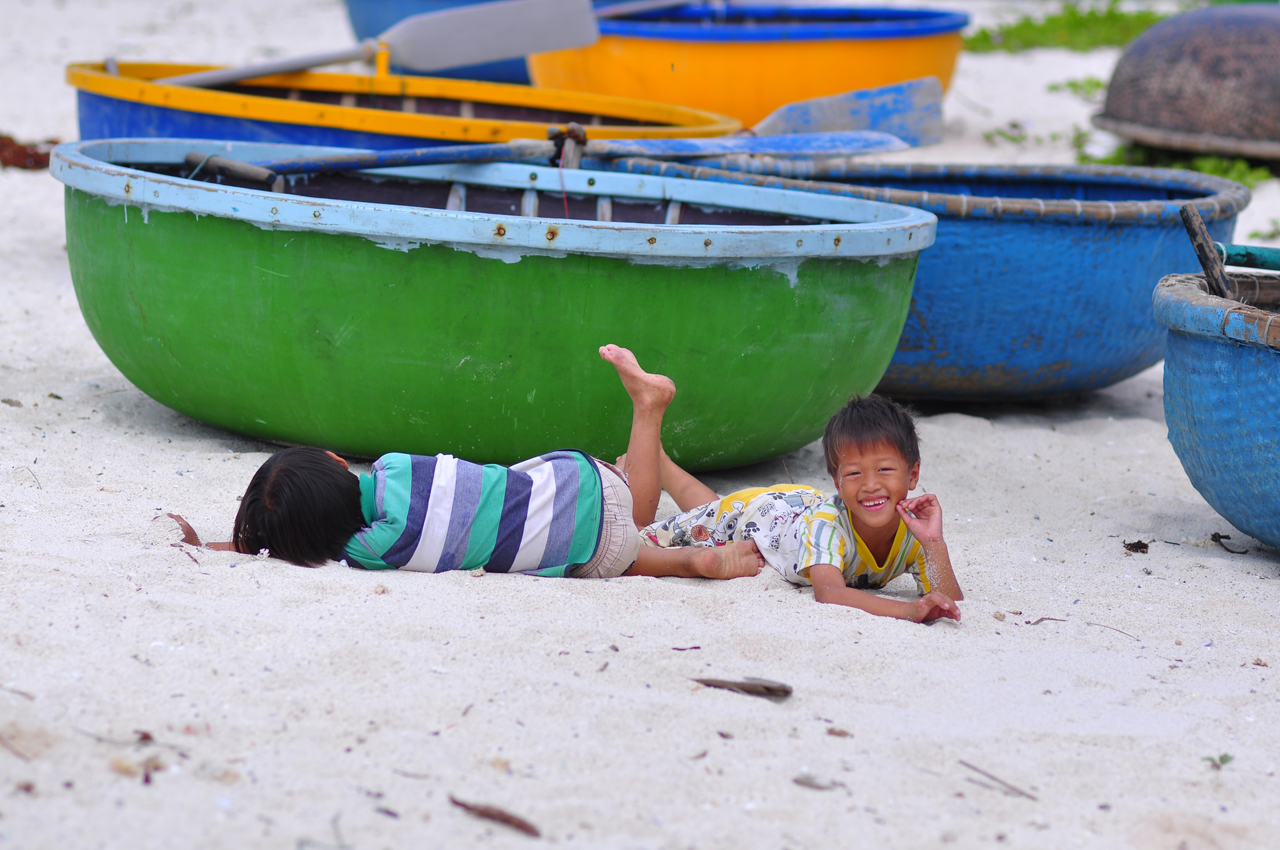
[
  {"left": 626, "top": 538, "right": 764, "bottom": 579},
  {"left": 615, "top": 450, "right": 719, "bottom": 513},
  {"left": 659, "top": 451, "right": 718, "bottom": 511},
  {"left": 599, "top": 344, "right": 674, "bottom": 528}
]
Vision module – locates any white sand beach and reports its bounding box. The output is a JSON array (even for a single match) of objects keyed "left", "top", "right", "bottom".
[{"left": 2, "top": 1, "right": 1279, "bottom": 847}]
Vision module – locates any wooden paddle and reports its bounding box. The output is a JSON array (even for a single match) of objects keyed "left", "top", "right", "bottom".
[
  {"left": 1180, "top": 204, "right": 1234, "bottom": 299},
  {"left": 158, "top": 0, "right": 602, "bottom": 88},
  {"left": 203, "top": 131, "right": 905, "bottom": 181},
  {"left": 157, "top": 0, "right": 694, "bottom": 90},
  {"left": 751, "top": 77, "right": 945, "bottom": 146}
]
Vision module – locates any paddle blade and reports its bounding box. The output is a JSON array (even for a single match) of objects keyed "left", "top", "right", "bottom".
[
  {"left": 752, "top": 77, "right": 944, "bottom": 147},
  {"left": 585, "top": 131, "right": 908, "bottom": 160},
  {"left": 383, "top": 0, "right": 599, "bottom": 73}
]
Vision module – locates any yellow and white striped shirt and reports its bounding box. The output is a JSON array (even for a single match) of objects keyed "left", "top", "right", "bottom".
[{"left": 789, "top": 497, "right": 931, "bottom": 594}]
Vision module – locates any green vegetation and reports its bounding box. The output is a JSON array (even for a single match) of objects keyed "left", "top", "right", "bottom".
[
  {"left": 1047, "top": 76, "right": 1108, "bottom": 104},
  {"left": 1250, "top": 219, "right": 1280, "bottom": 241},
  {"left": 1203, "top": 753, "right": 1234, "bottom": 770},
  {"left": 1076, "top": 136, "right": 1275, "bottom": 189},
  {"left": 965, "top": 1, "right": 1167, "bottom": 53}
]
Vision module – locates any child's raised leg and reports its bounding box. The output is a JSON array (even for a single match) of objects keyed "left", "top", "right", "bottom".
[
  {"left": 599, "top": 343, "right": 674, "bottom": 528},
  {"left": 599, "top": 344, "right": 763, "bottom": 579},
  {"left": 615, "top": 450, "right": 719, "bottom": 513}
]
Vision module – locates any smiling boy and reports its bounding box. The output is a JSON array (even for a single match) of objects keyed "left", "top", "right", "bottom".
[
  {"left": 637, "top": 395, "right": 962, "bottom": 623},
  {"left": 791, "top": 396, "right": 963, "bottom": 622}
]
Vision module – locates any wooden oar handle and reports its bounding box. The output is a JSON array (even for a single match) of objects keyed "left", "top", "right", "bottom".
[
  {"left": 1180, "top": 204, "right": 1233, "bottom": 300},
  {"left": 159, "top": 42, "right": 376, "bottom": 88},
  {"left": 184, "top": 152, "right": 277, "bottom": 184}
]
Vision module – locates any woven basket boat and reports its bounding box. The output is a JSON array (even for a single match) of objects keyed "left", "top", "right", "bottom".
[
  {"left": 67, "top": 61, "right": 740, "bottom": 150},
  {"left": 1155, "top": 271, "right": 1280, "bottom": 550},
  {"left": 603, "top": 159, "right": 1251, "bottom": 400},
  {"left": 51, "top": 139, "right": 935, "bottom": 470},
  {"left": 1093, "top": 4, "right": 1280, "bottom": 159}
]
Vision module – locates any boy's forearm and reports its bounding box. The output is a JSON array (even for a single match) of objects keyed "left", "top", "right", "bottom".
[
  {"left": 922, "top": 540, "right": 964, "bottom": 601},
  {"left": 813, "top": 583, "right": 917, "bottom": 620}
]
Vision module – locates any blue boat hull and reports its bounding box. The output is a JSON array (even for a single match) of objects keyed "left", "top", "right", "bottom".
[
  {"left": 600, "top": 160, "right": 1250, "bottom": 399},
  {"left": 1157, "top": 272, "right": 1280, "bottom": 550},
  {"left": 77, "top": 90, "right": 446, "bottom": 150},
  {"left": 345, "top": 0, "right": 532, "bottom": 83},
  {"left": 882, "top": 210, "right": 1234, "bottom": 399}
]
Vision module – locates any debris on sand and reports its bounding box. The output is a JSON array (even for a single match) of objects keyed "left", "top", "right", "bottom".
[
  {"left": 1123, "top": 540, "right": 1148, "bottom": 554},
  {"left": 692, "top": 677, "right": 792, "bottom": 701},
  {"left": 1211, "top": 532, "right": 1248, "bottom": 554},
  {"left": 0, "top": 135, "right": 58, "bottom": 170},
  {"left": 450, "top": 796, "right": 540, "bottom": 837}
]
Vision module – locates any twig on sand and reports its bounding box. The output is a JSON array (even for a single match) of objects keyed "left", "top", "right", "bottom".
[
  {"left": 1086, "top": 622, "right": 1139, "bottom": 641},
  {"left": 450, "top": 795, "right": 541, "bottom": 837},
  {"left": 296, "top": 813, "right": 353, "bottom": 850},
  {"left": 392, "top": 768, "right": 433, "bottom": 780},
  {"left": 14, "top": 466, "right": 41, "bottom": 489},
  {"left": 73, "top": 727, "right": 189, "bottom": 758},
  {"left": 1029, "top": 617, "right": 1066, "bottom": 626},
  {"left": 0, "top": 685, "right": 34, "bottom": 700},
  {"left": 0, "top": 732, "right": 33, "bottom": 762},
  {"left": 957, "top": 760, "right": 1038, "bottom": 801}
]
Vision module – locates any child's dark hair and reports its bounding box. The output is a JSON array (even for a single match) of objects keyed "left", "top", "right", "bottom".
[
  {"left": 232, "top": 447, "right": 365, "bottom": 566},
  {"left": 822, "top": 394, "right": 920, "bottom": 476}
]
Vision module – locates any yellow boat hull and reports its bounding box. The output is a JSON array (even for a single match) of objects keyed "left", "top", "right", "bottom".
[
  {"left": 530, "top": 32, "right": 962, "bottom": 129},
  {"left": 68, "top": 62, "right": 741, "bottom": 146}
]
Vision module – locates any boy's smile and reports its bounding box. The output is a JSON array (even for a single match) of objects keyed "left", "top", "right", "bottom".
[{"left": 831, "top": 441, "right": 920, "bottom": 538}]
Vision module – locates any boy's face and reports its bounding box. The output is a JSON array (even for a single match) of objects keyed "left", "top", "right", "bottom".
[{"left": 830, "top": 441, "right": 920, "bottom": 535}]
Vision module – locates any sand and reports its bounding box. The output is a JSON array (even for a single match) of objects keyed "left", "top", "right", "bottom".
[{"left": 2, "top": 1, "right": 1279, "bottom": 847}]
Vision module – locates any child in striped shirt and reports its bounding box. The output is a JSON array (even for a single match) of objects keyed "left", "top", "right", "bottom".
[
  {"left": 636, "top": 395, "right": 963, "bottom": 623},
  {"left": 197, "top": 345, "right": 764, "bottom": 582}
]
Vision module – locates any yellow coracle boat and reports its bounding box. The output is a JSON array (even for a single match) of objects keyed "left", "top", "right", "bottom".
[
  {"left": 529, "top": 4, "right": 969, "bottom": 128},
  {"left": 68, "top": 60, "right": 740, "bottom": 149}
]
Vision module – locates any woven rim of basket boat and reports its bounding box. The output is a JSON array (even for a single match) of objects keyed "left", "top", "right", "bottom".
[
  {"left": 1156, "top": 272, "right": 1280, "bottom": 352},
  {"left": 610, "top": 159, "right": 1250, "bottom": 224},
  {"left": 1092, "top": 115, "right": 1280, "bottom": 162}
]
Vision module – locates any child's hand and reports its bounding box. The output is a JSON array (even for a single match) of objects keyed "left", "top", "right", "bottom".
[
  {"left": 908, "top": 591, "right": 961, "bottom": 623},
  {"left": 896, "top": 493, "right": 944, "bottom": 544}
]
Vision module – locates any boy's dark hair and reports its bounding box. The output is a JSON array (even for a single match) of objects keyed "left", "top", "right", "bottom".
[
  {"left": 822, "top": 394, "right": 920, "bottom": 476},
  {"left": 232, "top": 447, "right": 365, "bottom": 566}
]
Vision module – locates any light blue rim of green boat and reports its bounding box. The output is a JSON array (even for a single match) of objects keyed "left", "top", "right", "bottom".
[{"left": 50, "top": 139, "right": 937, "bottom": 259}]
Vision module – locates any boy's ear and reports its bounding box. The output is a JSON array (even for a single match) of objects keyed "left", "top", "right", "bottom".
[
  {"left": 324, "top": 450, "right": 350, "bottom": 471},
  {"left": 908, "top": 461, "right": 920, "bottom": 491}
]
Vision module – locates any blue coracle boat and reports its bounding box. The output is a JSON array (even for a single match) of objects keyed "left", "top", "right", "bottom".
[
  {"left": 604, "top": 160, "right": 1250, "bottom": 399},
  {"left": 1155, "top": 271, "right": 1280, "bottom": 550}
]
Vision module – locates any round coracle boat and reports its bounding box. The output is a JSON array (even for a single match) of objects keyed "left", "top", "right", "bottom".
[
  {"left": 601, "top": 159, "right": 1250, "bottom": 400},
  {"left": 528, "top": 4, "right": 968, "bottom": 128},
  {"left": 1155, "top": 271, "right": 1280, "bottom": 550},
  {"left": 67, "top": 61, "right": 740, "bottom": 150},
  {"left": 1093, "top": 4, "right": 1280, "bottom": 159},
  {"left": 51, "top": 139, "right": 935, "bottom": 470}
]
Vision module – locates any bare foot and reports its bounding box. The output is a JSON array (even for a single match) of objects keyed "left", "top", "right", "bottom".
[
  {"left": 599, "top": 345, "right": 675, "bottom": 411},
  {"left": 691, "top": 540, "right": 765, "bottom": 580}
]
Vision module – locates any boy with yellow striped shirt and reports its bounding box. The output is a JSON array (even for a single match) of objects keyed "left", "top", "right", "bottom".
[{"left": 638, "top": 395, "right": 963, "bottom": 623}]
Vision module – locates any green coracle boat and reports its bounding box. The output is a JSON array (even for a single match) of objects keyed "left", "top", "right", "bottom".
[{"left": 52, "top": 139, "right": 935, "bottom": 469}]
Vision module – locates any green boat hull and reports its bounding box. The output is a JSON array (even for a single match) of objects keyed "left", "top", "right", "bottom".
[{"left": 66, "top": 189, "right": 917, "bottom": 469}]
